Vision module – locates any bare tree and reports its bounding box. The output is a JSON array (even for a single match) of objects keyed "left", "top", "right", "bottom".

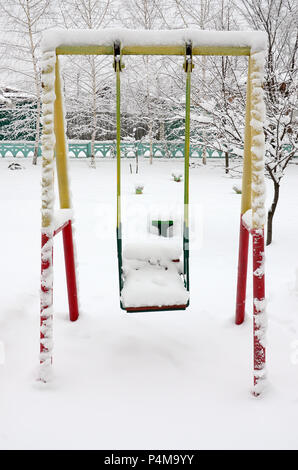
[
  {"left": 120, "top": 0, "right": 166, "bottom": 163},
  {"left": 238, "top": 0, "right": 298, "bottom": 245},
  {"left": 0, "top": 0, "right": 52, "bottom": 164},
  {"left": 59, "top": 0, "right": 112, "bottom": 168},
  {"left": 173, "top": 0, "right": 246, "bottom": 167}
]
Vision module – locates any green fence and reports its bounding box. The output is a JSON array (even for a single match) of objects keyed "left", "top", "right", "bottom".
[{"left": 0, "top": 141, "right": 296, "bottom": 159}]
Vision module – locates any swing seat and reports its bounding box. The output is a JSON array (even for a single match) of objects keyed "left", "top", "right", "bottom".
[{"left": 121, "top": 241, "right": 189, "bottom": 312}]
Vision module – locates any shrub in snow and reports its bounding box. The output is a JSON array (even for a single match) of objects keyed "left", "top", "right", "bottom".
[
  {"left": 171, "top": 169, "right": 183, "bottom": 182},
  {"left": 232, "top": 184, "right": 242, "bottom": 194},
  {"left": 8, "top": 162, "right": 23, "bottom": 170},
  {"left": 135, "top": 182, "right": 144, "bottom": 194}
]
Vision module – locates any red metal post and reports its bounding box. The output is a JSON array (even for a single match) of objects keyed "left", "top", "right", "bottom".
[
  {"left": 62, "top": 221, "right": 79, "bottom": 322},
  {"left": 40, "top": 232, "right": 53, "bottom": 372},
  {"left": 235, "top": 215, "right": 250, "bottom": 324},
  {"left": 252, "top": 228, "right": 265, "bottom": 394}
]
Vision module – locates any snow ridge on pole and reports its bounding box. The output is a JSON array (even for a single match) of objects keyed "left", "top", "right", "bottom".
[
  {"left": 250, "top": 50, "right": 266, "bottom": 396},
  {"left": 39, "top": 50, "right": 56, "bottom": 382}
]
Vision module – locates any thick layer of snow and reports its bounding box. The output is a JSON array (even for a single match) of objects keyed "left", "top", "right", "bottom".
[
  {"left": 54, "top": 209, "right": 73, "bottom": 231},
  {"left": 121, "top": 261, "right": 188, "bottom": 308},
  {"left": 242, "top": 209, "right": 252, "bottom": 231},
  {"left": 40, "top": 50, "right": 57, "bottom": 382},
  {"left": 250, "top": 51, "right": 266, "bottom": 229},
  {"left": 42, "top": 28, "right": 266, "bottom": 54},
  {"left": 0, "top": 158, "right": 298, "bottom": 450},
  {"left": 121, "top": 237, "right": 187, "bottom": 308}
]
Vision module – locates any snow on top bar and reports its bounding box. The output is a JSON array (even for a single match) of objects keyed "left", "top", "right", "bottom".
[{"left": 41, "top": 28, "right": 266, "bottom": 53}]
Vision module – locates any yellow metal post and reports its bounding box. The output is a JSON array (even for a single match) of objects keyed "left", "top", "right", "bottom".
[
  {"left": 56, "top": 45, "right": 250, "bottom": 57},
  {"left": 54, "top": 58, "right": 71, "bottom": 209},
  {"left": 241, "top": 56, "right": 252, "bottom": 214},
  {"left": 53, "top": 57, "right": 79, "bottom": 322}
]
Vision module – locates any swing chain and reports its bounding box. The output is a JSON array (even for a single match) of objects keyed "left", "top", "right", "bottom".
[
  {"left": 113, "top": 40, "right": 125, "bottom": 72},
  {"left": 183, "top": 40, "right": 194, "bottom": 73}
]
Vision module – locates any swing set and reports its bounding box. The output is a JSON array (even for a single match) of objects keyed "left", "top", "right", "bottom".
[{"left": 40, "top": 29, "right": 266, "bottom": 394}]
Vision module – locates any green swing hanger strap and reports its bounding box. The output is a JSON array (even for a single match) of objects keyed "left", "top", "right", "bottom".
[
  {"left": 183, "top": 41, "right": 193, "bottom": 292},
  {"left": 114, "top": 41, "right": 124, "bottom": 295},
  {"left": 113, "top": 39, "right": 123, "bottom": 228}
]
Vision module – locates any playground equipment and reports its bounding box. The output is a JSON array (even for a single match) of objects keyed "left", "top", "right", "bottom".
[{"left": 40, "top": 29, "right": 266, "bottom": 394}]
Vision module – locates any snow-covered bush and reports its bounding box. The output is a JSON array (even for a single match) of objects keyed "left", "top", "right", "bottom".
[
  {"left": 135, "top": 182, "right": 144, "bottom": 194},
  {"left": 232, "top": 184, "right": 242, "bottom": 194},
  {"left": 8, "top": 162, "right": 24, "bottom": 170},
  {"left": 171, "top": 169, "right": 183, "bottom": 182}
]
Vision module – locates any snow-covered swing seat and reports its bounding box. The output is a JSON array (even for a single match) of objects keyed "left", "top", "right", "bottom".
[{"left": 120, "top": 240, "right": 189, "bottom": 312}]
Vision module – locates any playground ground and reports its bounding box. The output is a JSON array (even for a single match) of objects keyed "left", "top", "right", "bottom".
[{"left": 0, "top": 157, "right": 297, "bottom": 450}]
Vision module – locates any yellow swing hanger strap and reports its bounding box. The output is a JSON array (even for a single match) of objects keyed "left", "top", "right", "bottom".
[
  {"left": 113, "top": 40, "right": 125, "bottom": 72},
  {"left": 183, "top": 40, "right": 194, "bottom": 73}
]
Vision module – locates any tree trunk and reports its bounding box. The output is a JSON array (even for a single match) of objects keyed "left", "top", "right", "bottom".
[
  {"left": 90, "top": 57, "right": 97, "bottom": 169},
  {"left": 33, "top": 137, "right": 39, "bottom": 165},
  {"left": 32, "top": 94, "right": 41, "bottom": 165},
  {"left": 202, "top": 146, "right": 207, "bottom": 165},
  {"left": 266, "top": 180, "right": 280, "bottom": 246},
  {"left": 225, "top": 151, "right": 229, "bottom": 174},
  {"left": 149, "top": 121, "right": 153, "bottom": 164},
  {"left": 90, "top": 129, "right": 96, "bottom": 168},
  {"left": 28, "top": 11, "right": 40, "bottom": 166},
  {"left": 201, "top": 52, "right": 207, "bottom": 165},
  {"left": 160, "top": 120, "right": 169, "bottom": 158},
  {"left": 135, "top": 143, "right": 139, "bottom": 173}
]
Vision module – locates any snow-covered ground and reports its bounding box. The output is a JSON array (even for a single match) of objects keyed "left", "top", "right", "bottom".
[{"left": 0, "top": 157, "right": 298, "bottom": 450}]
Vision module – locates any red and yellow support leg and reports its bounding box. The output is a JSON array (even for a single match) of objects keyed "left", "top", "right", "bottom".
[
  {"left": 54, "top": 58, "right": 79, "bottom": 322},
  {"left": 235, "top": 57, "right": 252, "bottom": 325},
  {"left": 235, "top": 52, "right": 266, "bottom": 394}
]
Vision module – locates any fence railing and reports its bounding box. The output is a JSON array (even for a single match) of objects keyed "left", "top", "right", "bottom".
[{"left": 0, "top": 141, "right": 296, "bottom": 159}]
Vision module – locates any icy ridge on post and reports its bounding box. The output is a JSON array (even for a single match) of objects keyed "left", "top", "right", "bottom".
[
  {"left": 41, "top": 28, "right": 266, "bottom": 54},
  {"left": 250, "top": 50, "right": 266, "bottom": 396},
  {"left": 40, "top": 50, "right": 56, "bottom": 382}
]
